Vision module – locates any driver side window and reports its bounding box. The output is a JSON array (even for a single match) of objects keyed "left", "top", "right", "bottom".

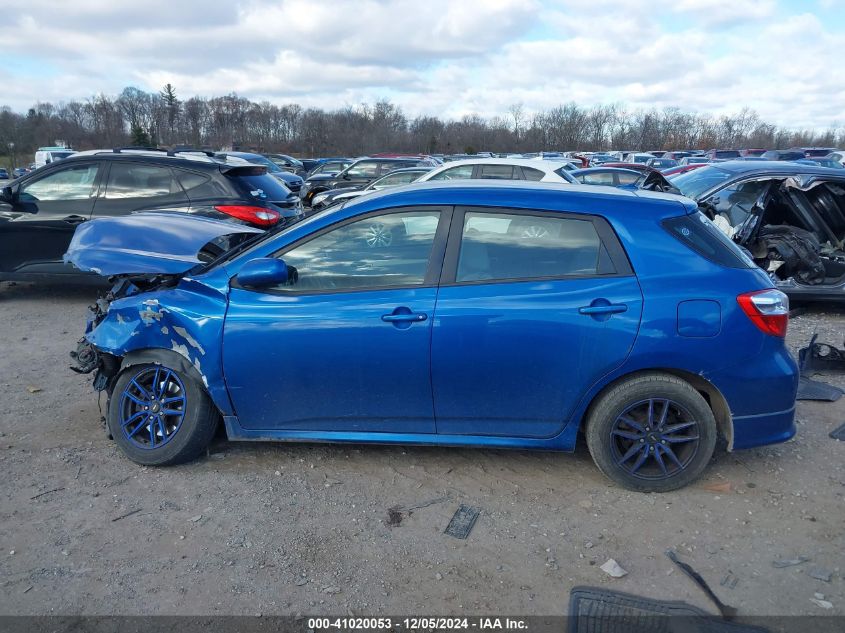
[
  {"left": 274, "top": 211, "right": 442, "bottom": 292},
  {"left": 20, "top": 164, "right": 99, "bottom": 202}
]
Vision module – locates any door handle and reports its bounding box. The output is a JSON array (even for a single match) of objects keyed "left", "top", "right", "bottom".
[
  {"left": 381, "top": 312, "right": 427, "bottom": 323},
  {"left": 62, "top": 215, "right": 87, "bottom": 225},
  {"left": 579, "top": 303, "right": 628, "bottom": 316}
]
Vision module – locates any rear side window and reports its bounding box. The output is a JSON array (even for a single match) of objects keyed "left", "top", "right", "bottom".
[
  {"left": 176, "top": 169, "right": 229, "bottom": 198},
  {"left": 662, "top": 212, "right": 756, "bottom": 269},
  {"left": 104, "top": 163, "right": 183, "bottom": 199},
  {"left": 479, "top": 164, "right": 516, "bottom": 180},
  {"left": 229, "top": 173, "right": 292, "bottom": 201},
  {"left": 456, "top": 211, "right": 618, "bottom": 283},
  {"left": 521, "top": 167, "right": 544, "bottom": 181}
]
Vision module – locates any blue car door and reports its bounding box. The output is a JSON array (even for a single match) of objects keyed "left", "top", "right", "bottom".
[
  {"left": 431, "top": 207, "right": 642, "bottom": 438},
  {"left": 222, "top": 207, "right": 450, "bottom": 433}
]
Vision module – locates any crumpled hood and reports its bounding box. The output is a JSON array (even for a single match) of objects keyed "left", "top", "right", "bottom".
[{"left": 64, "top": 212, "right": 262, "bottom": 276}]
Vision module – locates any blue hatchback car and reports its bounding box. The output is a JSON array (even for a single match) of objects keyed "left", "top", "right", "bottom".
[{"left": 66, "top": 181, "right": 798, "bottom": 492}]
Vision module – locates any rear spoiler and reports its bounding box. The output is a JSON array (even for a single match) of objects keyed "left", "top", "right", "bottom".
[{"left": 220, "top": 165, "right": 268, "bottom": 176}]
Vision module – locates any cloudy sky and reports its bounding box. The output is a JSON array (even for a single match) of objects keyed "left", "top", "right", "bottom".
[{"left": 1, "top": 0, "right": 843, "bottom": 128}]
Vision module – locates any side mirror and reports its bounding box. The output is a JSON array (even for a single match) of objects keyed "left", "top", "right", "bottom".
[
  {"left": 236, "top": 258, "right": 289, "bottom": 288},
  {"left": 342, "top": 173, "right": 351, "bottom": 180},
  {"left": 0, "top": 186, "right": 14, "bottom": 206}
]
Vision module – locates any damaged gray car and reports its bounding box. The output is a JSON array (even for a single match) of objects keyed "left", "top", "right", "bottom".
[{"left": 671, "top": 161, "right": 845, "bottom": 302}]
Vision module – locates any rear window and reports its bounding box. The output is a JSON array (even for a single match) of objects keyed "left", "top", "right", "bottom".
[
  {"left": 662, "top": 212, "right": 756, "bottom": 269},
  {"left": 229, "top": 173, "right": 292, "bottom": 201},
  {"left": 714, "top": 150, "right": 741, "bottom": 159}
]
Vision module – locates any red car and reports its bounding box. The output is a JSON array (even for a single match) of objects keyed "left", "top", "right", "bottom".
[
  {"left": 662, "top": 163, "right": 708, "bottom": 177},
  {"left": 602, "top": 162, "right": 658, "bottom": 174}
]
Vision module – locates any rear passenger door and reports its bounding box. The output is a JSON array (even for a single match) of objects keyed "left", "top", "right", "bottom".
[
  {"left": 431, "top": 207, "right": 643, "bottom": 438},
  {"left": 92, "top": 162, "right": 189, "bottom": 218}
]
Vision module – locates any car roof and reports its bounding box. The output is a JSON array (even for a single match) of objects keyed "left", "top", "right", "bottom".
[
  {"left": 571, "top": 167, "right": 644, "bottom": 175},
  {"left": 70, "top": 148, "right": 245, "bottom": 168},
  {"left": 342, "top": 179, "right": 695, "bottom": 216},
  {"left": 432, "top": 157, "right": 568, "bottom": 171},
  {"left": 708, "top": 160, "right": 845, "bottom": 177}
]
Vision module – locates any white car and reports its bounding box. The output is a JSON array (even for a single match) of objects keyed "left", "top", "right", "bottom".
[
  {"left": 825, "top": 150, "right": 845, "bottom": 167},
  {"left": 626, "top": 152, "right": 656, "bottom": 165},
  {"left": 416, "top": 158, "right": 578, "bottom": 184}
]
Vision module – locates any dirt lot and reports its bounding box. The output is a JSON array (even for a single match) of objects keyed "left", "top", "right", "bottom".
[{"left": 0, "top": 281, "right": 842, "bottom": 618}]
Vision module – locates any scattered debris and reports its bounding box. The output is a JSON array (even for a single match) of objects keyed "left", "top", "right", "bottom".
[
  {"left": 796, "top": 376, "right": 843, "bottom": 401},
  {"left": 26, "top": 386, "right": 42, "bottom": 394},
  {"left": 810, "top": 596, "right": 834, "bottom": 609},
  {"left": 599, "top": 559, "right": 628, "bottom": 578},
  {"left": 30, "top": 487, "right": 65, "bottom": 500},
  {"left": 402, "top": 495, "right": 451, "bottom": 512},
  {"left": 799, "top": 335, "right": 845, "bottom": 372},
  {"left": 772, "top": 556, "right": 810, "bottom": 568},
  {"left": 435, "top": 572, "right": 443, "bottom": 581},
  {"left": 188, "top": 514, "right": 203, "bottom": 522},
  {"left": 720, "top": 572, "right": 739, "bottom": 590},
  {"left": 22, "top": 585, "right": 32, "bottom": 594},
  {"left": 830, "top": 422, "right": 845, "bottom": 441},
  {"left": 322, "top": 586, "right": 341, "bottom": 594},
  {"left": 111, "top": 508, "right": 142, "bottom": 523},
  {"left": 807, "top": 567, "right": 832, "bottom": 582},
  {"left": 385, "top": 507, "right": 403, "bottom": 527},
  {"left": 444, "top": 504, "right": 480, "bottom": 539},
  {"left": 294, "top": 577, "right": 308, "bottom": 587},
  {"left": 568, "top": 586, "right": 767, "bottom": 632},
  {"left": 665, "top": 550, "right": 737, "bottom": 619},
  {"left": 701, "top": 481, "right": 733, "bottom": 493}
]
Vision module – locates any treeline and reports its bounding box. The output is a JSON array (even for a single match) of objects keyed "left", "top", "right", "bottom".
[{"left": 1, "top": 85, "right": 843, "bottom": 160}]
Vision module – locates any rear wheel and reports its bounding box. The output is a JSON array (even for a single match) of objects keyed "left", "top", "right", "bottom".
[
  {"left": 585, "top": 373, "right": 717, "bottom": 492},
  {"left": 108, "top": 363, "right": 218, "bottom": 466}
]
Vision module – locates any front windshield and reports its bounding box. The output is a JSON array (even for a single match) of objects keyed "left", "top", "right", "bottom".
[{"left": 671, "top": 165, "right": 733, "bottom": 198}]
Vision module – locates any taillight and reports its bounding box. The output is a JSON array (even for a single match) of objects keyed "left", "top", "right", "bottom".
[
  {"left": 737, "top": 289, "right": 789, "bottom": 337},
  {"left": 214, "top": 205, "right": 281, "bottom": 227}
]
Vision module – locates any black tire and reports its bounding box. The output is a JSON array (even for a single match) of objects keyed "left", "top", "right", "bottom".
[
  {"left": 585, "top": 373, "right": 717, "bottom": 492},
  {"left": 107, "top": 363, "right": 219, "bottom": 466}
]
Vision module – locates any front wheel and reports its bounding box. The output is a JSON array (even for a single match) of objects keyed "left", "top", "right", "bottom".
[
  {"left": 108, "top": 363, "right": 219, "bottom": 466},
  {"left": 585, "top": 373, "right": 717, "bottom": 492}
]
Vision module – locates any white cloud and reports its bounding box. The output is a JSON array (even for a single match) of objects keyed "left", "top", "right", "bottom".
[{"left": 0, "top": 0, "right": 842, "bottom": 130}]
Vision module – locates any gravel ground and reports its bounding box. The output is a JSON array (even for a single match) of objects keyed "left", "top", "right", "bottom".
[{"left": 0, "top": 281, "right": 842, "bottom": 619}]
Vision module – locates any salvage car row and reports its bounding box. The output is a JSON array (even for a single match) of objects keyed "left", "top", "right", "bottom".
[{"left": 4, "top": 144, "right": 843, "bottom": 492}]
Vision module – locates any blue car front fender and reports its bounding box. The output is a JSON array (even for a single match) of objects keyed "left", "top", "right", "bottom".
[{"left": 86, "top": 277, "right": 234, "bottom": 416}]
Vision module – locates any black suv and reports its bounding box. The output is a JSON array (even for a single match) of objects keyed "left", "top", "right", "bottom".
[
  {"left": 300, "top": 157, "right": 437, "bottom": 207},
  {"left": 0, "top": 148, "right": 303, "bottom": 282}
]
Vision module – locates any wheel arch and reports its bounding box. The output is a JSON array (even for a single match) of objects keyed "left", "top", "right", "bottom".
[
  {"left": 121, "top": 348, "right": 207, "bottom": 389},
  {"left": 582, "top": 368, "right": 734, "bottom": 451}
]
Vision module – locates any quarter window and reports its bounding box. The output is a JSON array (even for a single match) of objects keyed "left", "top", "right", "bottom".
[
  {"left": 275, "top": 211, "right": 441, "bottom": 292},
  {"left": 20, "top": 164, "right": 99, "bottom": 201},
  {"left": 104, "top": 163, "right": 182, "bottom": 199},
  {"left": 456, "top": 211, "right": 612, "bottom": 283},
  {"left": 521, "top": 167, "right": 544, "bottom": 181}
]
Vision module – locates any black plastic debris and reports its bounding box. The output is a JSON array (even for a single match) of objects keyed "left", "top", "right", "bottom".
[
  {"left": 797, "top": 376, "right": 844, "bottom": 401},
  {"left": 444, "top": 504, "right": 480, "bottom": 539},
  {"left": 567, "top": 586, "right": 768, "bottom": 633},
  {"left": 799, "top": 334, "right": 845, "bottom": 373},
  {"left": 830, "top": 422, "right": 845, "bottom": 441},
  {"left": 665, "top": 550, "right": 738, "bottom": 619}
]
